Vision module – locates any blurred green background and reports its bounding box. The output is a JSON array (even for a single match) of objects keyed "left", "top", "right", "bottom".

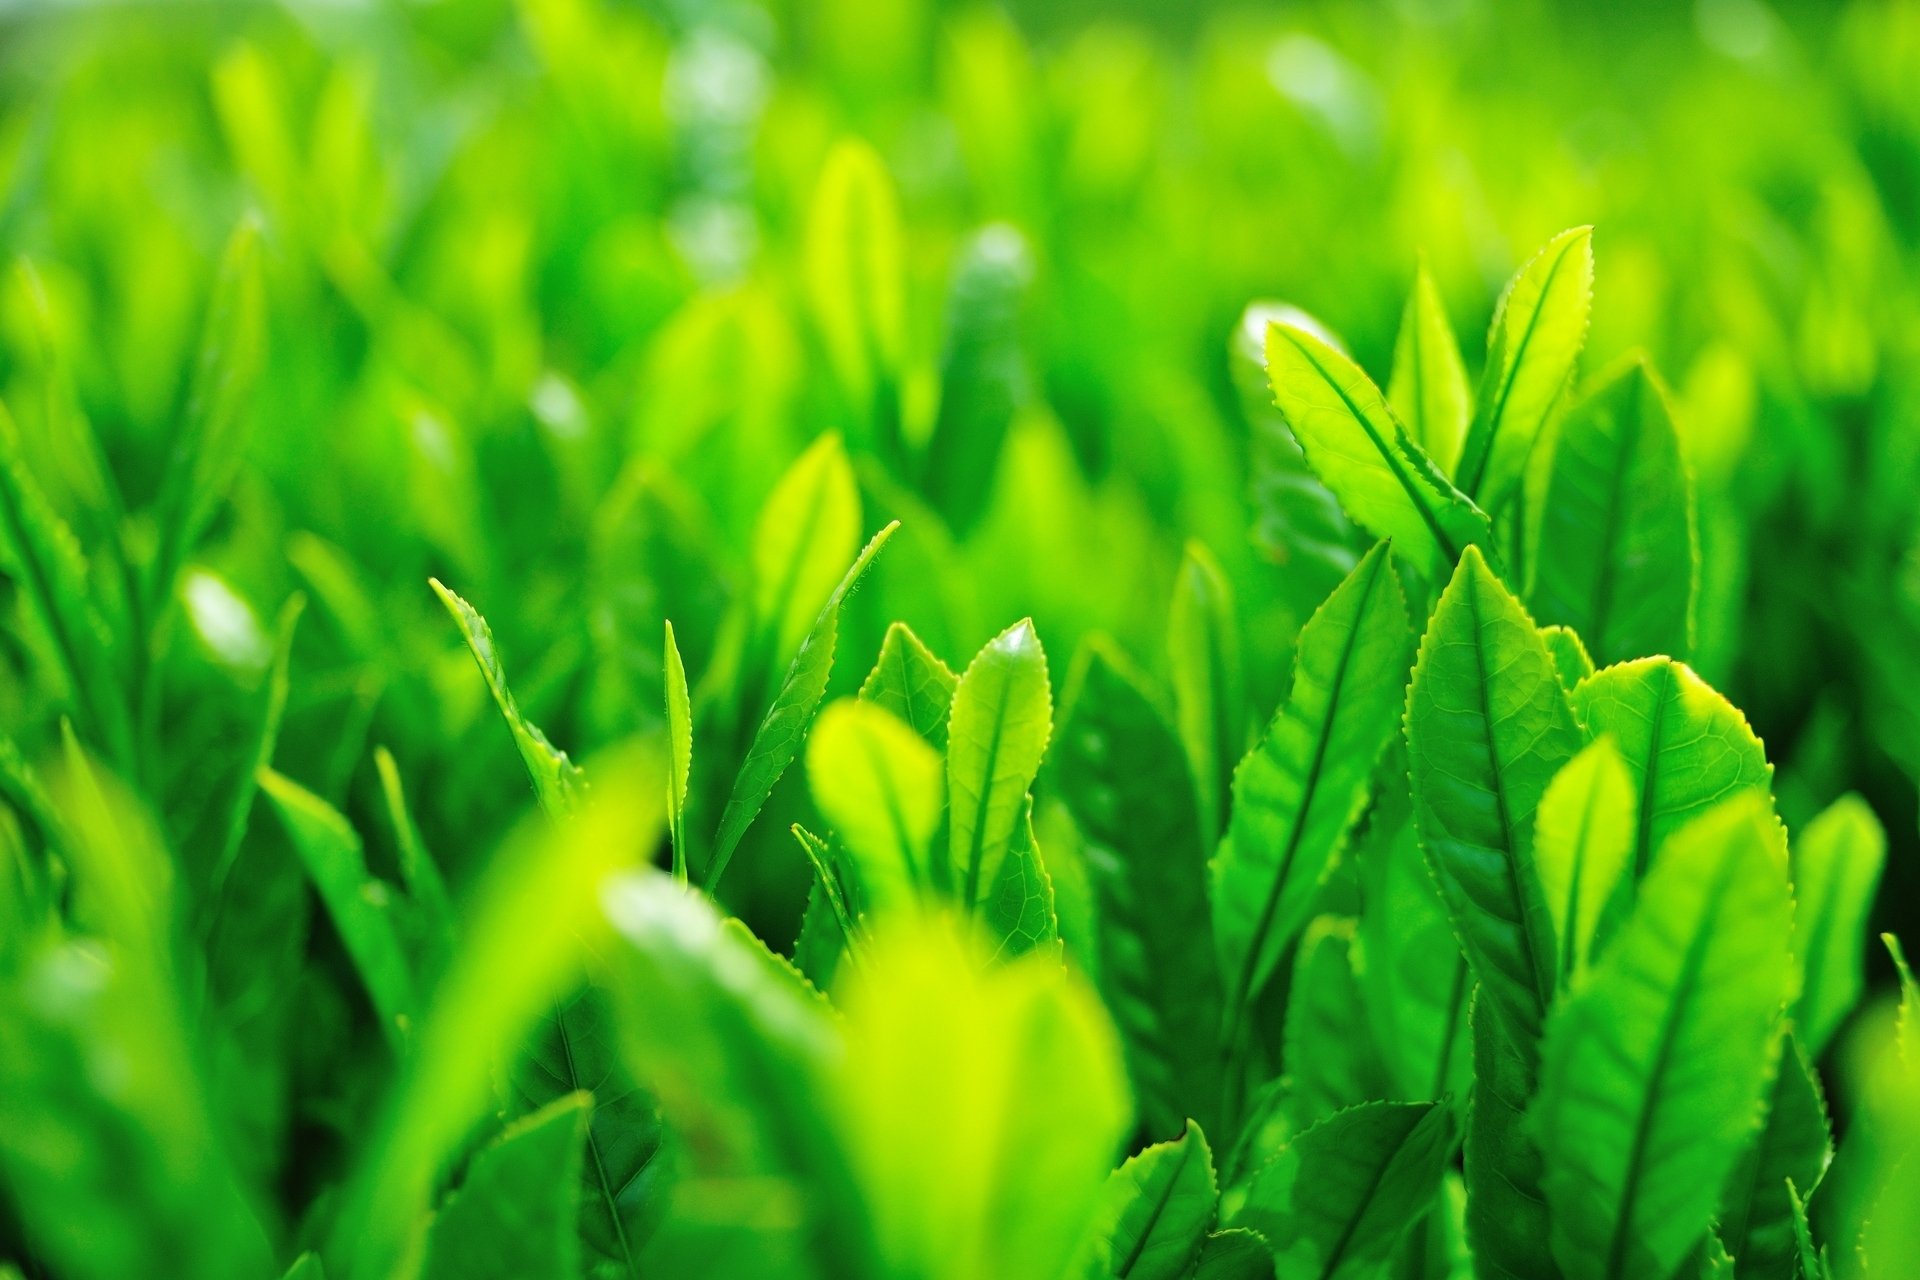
[{"left": 2, "top": 0, "right": 1919, "bottom": 1255}]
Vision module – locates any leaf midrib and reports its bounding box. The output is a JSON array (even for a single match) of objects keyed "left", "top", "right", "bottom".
[
  {"left": 1113, "top": 1133, "right": 1198, "bottom": 1278},
  {"left": 1280, "top": 329, "right": 1462, "bottom": 565},
  {"left": 1465, "top": 233, "right": 1582, "bottom": 502},
  {"left": 1604, "top": 847, "right": 1744, "bottom": 1280},
  {"left": 555, "top": 1004, "right": 640, "bottom": 1279}
]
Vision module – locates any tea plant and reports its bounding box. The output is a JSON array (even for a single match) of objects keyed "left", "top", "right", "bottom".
[{"left": 0, "top": 5, "right": 1918, "bottom": 1280}]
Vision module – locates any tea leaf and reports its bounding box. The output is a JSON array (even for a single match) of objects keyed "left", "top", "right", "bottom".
[
  {"left": 1540, "top": 625, "right": 1595, "bottom": 692},
  {"left": 418, "top": 1093, "right": 590, "bottom": 1280},
  {"left": 805, "top": 142, "right": 906, "bottom": 436},
  {"left": 949, "top": 618, "right": 1053, "bottom": 907},
  {"left": 1264, "top": 321, "right": 1490, "bottom": 579},
  {"left": 750, "top": 434, "right": 860, "bottom": 670},
  {"left": 1388, "top": 260, "right": 1471, "bottom": 476},
  {"left": 665, "top": 620, "right": 693, "bottom": 881},
  {"left": 1463, "top": 993, "right": 1559, "bottom": 1280},
  {"left": 1457, "top": 227, "right": 1594, "bottom": 511},
  {"left": 1531, "top": 358, "right": 1695, "bottom": 666},
  {"left": 1533, "top": 735, "right": 1635, "bottom": 991},
  {"left": 1407, "top": 546, "right": 1580, "bottom": 1058},
  {"left": 1718, "top": 1038, "right": 1832, "bottom": 1280},
  {"left": 1535, "top": 793, "right": 1797, "bottom": 1280},
  {"left": 1169, "top": 540, "right": 1244, "bottom": 847},
  {"left": 1080, "top": 1119, "right": 1217, "bottom": 1280},
  {"left": 1571, "top": 657, "right": 1774, "bottom": 879},
  {"left": 1212, "top": 540, "right": 1410, "bottom": 1029},
  {"left": 807, "top": 698, "right": 944, "bottom": 910},
  {"left": 859, "top": 621, "right": 958, "bottom": 750},
  {"left": 1789, "top": 793, "right": 1885, "bottom": 1057}
]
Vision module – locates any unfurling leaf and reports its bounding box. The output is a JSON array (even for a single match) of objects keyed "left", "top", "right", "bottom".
[{"left": 948, "top": 618, "right": 1052, "bottom": 907}]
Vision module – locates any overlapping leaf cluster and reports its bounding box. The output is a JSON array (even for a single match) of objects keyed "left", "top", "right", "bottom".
[{"left": 0, "top": 5, "right": 1918, "bottom": 1280}]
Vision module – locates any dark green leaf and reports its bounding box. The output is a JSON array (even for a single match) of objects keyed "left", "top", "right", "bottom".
[
  {"left": 1790, "top": 794, "right": 1885, "bottom": 1056},
  {"left": 1719, "top": 1038, "right": 1832, "bottom": 1280},
  {"left": 1530, "top": 358, "right": 1695, "bottom": 666},
  {"left": 1463, "top": 991, "right": 1559, "bottom": 1280},
  {"left": 1081, "top": 1119, "right": 1217, "bottom": 1280},
  {"left": 1212, "top": 540, "right": 1410, "bottom": 1027},
  {"left": 1233, "top": 1100, "right": 1454, "bottom": 1280},
  {"left": 1169, "top": 540, "right": 1245, "bottom": 847},
  {"left": 419, "top": 1093, "right": 591, "bottom": 1280},
  {"left": 1057, "top": 641, "right": 1223, "bottom": 1138}
]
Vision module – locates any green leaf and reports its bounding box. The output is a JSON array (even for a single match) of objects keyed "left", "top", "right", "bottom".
[
  {"left": 859, "top": 621, "right": 958, "bottom": 750},
  {"left": 150, "top": 217, "right": 266, "bottom": 604},
  {"left": 1232, "top": 1100, "right": 1454, "bottom": 1280},
  {"left": 373, "top": 745, "right": 453, "bottom": 940},
  {"left": 1283, "top": 917, "right": 1389, "bottom": 1126},
  {"left": 1463, "top": 993, "right": 1559, "bottom": 1280},
  {"left": 0, "top": 404, "right": 128, "bottom": 764},
  {"left": 806, "top": 698, "right": 945, "bottom": 910},
  {"left": 1541, "top": 625, "right": 1596, "bottom": 692},
  {"left": 1535, "top": 793, "right": 1798, "bottom": 1280},
  {"left": 258, "top": 766, "right": 420, "bottom": 1049},
  {"left": 1189, "top": 1229, "right": 1273, "bottom": 1280},
  {"left": 206, "top": 594, "right": 303, "bottom": 911},
  {"left": 664, "top": 620, "right": 693, "bottom": 881},
  {"left": 983, "top": 801, "right": 1059, "bottom": 962},
  {"left": 837, "top": 912, "right": 1131, "bottom": 1280},
  {"left": 1718, "top": 1037, "right": 1832, "bottom": 1280},
  {"left": 750, "top": 433, "right": 860, "bottom": 670},
  {"left": 1790, "top": 794, "right": 1886, "bottom": 1057},
  {"left": 1533, "top": 735, "right": 1635, "bottom": 992},
  {"left": 1406, "top": 545, "right": 1581, "bottom": 1058},
  {"left": 804, "top": 142, "right": 906, "bottom": 435},
  {"left": 1571, "top": 657, "right": 1774, "bottom": 879},
  {"left": 1080, "top": 1119, "right": 1218, "bottom": 1280},
  {"left": 283, "top": 1254, "right": 325, "bottom": 1280},
  {"left": 1056, "top": 642, "right": 1223, "bottom": 1137},
  {"left": 922, "top": 225, "right": 1035, "bottom": 531},
  {"left": 431, "top": 577, "right": 584, "bottom": 818},
  {"left": 419, "top": 1093, "right": 590, "bottom": 1280},
  {"left": 1890, "top": 933, "right": 1920, "bottom": 1070},
  {"left": 1263, "top": 321, "right": 1490, "bottom": 579},
  {"left": 1170, "top": 540, "right": 1245, "bottom": 848},
  {"left": 328, "top": 750, "right": 666, "bottom": 1280},
  {"left": 1212, "top": 540, "right": 1410, "bottom": 1026},
  {"left": 1530, "top": 357, "right": 1695, "bottom": 666},
  {"left": 513, "top": 987, "right": 664, "bottom": 1280},
  {"left": 1387, "top": 260, "right": 1471, "bottom": 477},
  {"left": 949, "top": 617, "right": 1053, "bottom": 907},
  {"left": 707, "top": 521, "right": 897, "bottom": 889},
  {"left": 1457, "top": 227, "right": 1594, "bottom": 511},
  {"left": 1786, "top": 1180, "right": 1828, "bottom": 1280}
]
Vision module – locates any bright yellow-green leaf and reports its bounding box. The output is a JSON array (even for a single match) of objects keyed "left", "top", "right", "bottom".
[
  {"left": 664, "top": 619, "right": 693, "bottom": 880},
  {"left": 805, "top": 142, "right": 907, "bottom": 431},
  {"left": 1388, "top": 260, "right": 1471, "bottom": 477},
  {"left": 1264, "top": 321, "right": 1490, "bottom": 579},
  {"left": 807, "top": 698, "right": 944, "bottom": 910},
  {"left": 751, "top": 433, "right": 861, "bottom": 669},
  {"left": 859, "top": 621, "right": 958, "bottom": 750},
  {"left": 949, "top": 618, "right": 1053, "bottom": 907},
  {"left": 1533, "top": 735, "right": 1635, "bottom": 991},
  {"left": 1458, "top": 227, "right": 1594, "bottom": 511}
]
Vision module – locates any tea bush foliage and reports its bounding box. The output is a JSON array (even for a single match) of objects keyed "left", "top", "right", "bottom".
[{"left": 0, "top": 3, "right": 1917, "bottom": 1279}]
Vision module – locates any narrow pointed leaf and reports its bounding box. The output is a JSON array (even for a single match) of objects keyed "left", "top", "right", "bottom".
[
  {"left": 1535, "top": 793, "right": 1798, "bottom": 1280},
  {"left": 708, "top": 522, "right": 897, "bottom": 889},
  {"left": 984, "top": 802, "right": 1059, "bottom": 961},
  {"left": 750, "top": 433, "right": 859, "bottom": 667},
  {"left": 1531, "top": 358, "right": 1695, "bottom": 666},
  {"left": 1790, "top": 794, "right": 1886, "bottom": 1056},
  {"left": 664, "top": 620, "right": 693, "bottom": 879},
  {"left": 1388, "top": 261, "right": 1471, "bottom": 476},
  {"left": 431, "top": 578, "right": 584, "bottom": 818},
  {"left": 1213, "top": 541, "right": 1410, "bottom": 1023},
  {"left": 1264, "top": 321, "right": 1491, "bottom": 578},
  {"left": 1457, "top": 227, "right": 1594, "bottom": 510},
  {"left": 1170, "top": 540, "right": 1244, "bottom": 847},
  {"left": 258, "top": 767, "right": 419, "bottom": 1049},
  {"left": 804, "top": 142, "right": 906, "bottom": 431},
  {"left": 1080, "top": 1119, "right": 1217, "bottom": 1280},
  {"left": 1464, "top": 992, "right": 1559, "bottom": 1280},
  {"left": 1233, "top": 1100, "right": 1454, "bottom": 1280},
  {"left": 1571, "top": 657, "right": 1773, "bottom": 880},
  {"left": 1407, "top": 545, "right": 1581, "bottom": 1057},
  {"left": 859, "top": 621, "right": 958, "bottom": 750},
  {"left": 1719, "top": 1038, "right": 1832, "bottom": 1280},
  {"left": 1541, "top": 625, "right": 1595, "bottom": 692},
  {"left": 949, "top": 618, "right": 1053, "bottom": 906},
  {"left": 1534, "top": 735, "right": 1635, "bottom": 991},
  {"left": 419, "top": 1093, "right": 590, "bottom": 1280},
  {"left": 1057, "top": 643, "right": 1222, "bottom": 1138},
  {"left": 1283, "top": 917, "right": 1389, "bottom": 1126}
]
